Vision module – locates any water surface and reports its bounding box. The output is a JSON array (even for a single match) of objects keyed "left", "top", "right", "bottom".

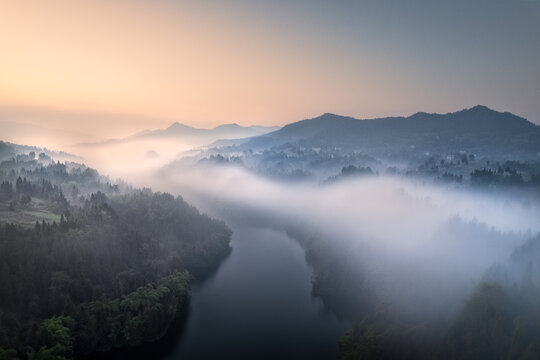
[{"left": 164, "top": 223, "right": 348, "bottom": 359}]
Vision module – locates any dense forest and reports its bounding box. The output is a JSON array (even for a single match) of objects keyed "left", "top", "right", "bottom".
[
  {"left": 2, "top": 139, "right": 540, "bottom": 359},
  {"left": 337, "top": 235, "right": 540, "bottom": 360},
  {"left": 165, "top": 169, "right": 540, "bottom": 360},
  {"left": 285, "top": 223, "right": 540, "bottom": 360},
  {"left": 0, "top": 147, "right": 231, "bottom": 359},
  {"left": 262, "top": 204, "right": 540, "bottom": 360}
]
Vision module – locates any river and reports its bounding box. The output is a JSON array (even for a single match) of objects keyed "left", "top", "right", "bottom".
[{"left": 161, "top": 221, "right": 349, "bottom": 359}]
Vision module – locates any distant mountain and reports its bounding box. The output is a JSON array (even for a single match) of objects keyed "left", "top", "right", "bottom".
[
  {"left": 151, "top": 122, "right": 205, "bottom": 137},
  {"left": 243, "top": 105, "right": 540, "bottom": 159},
  {"left": 145, "top": 122, "right": 279, "bottom": 139},
  {"left": 78, "top": 122, "right": 280, "bottom": 147},
  {"left": 273, "top": 105, "right": 535, "bottom": 138}
]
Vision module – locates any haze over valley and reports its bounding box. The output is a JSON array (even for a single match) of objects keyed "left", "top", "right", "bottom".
[
  {"left": 2, "top": 104, "right": 540, "bottom": 359},
  {"left": 1, "top": 1, "right": 540, "bottom": 359}
]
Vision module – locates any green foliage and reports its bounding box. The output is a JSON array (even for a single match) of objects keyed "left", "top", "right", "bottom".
[
  {"left": 443, "top": 283, "right": 513, "bottom": 360},
  {"left": 338, "top": 238, "right": 540, "bottom": 360},
  {"left": 27, "top": 316, "right": 75, "bottom": 360},
  {"left": 338, "top": 313, "right": 435, "bottom": 360},
  {"left": 74, "top": 272, "right": 189, "bottom": 353},
  {"left": 26, "top": 346, "right": 65, "bottom": 360},
  {"left": 0, "top": 347, "right": 19, "bottom": 360},
  {"left": 339, "top": 282, "right": 540, "bottom": 360},
  {"left": 0, "top": 158, "right": 230, "bottom": 358}
]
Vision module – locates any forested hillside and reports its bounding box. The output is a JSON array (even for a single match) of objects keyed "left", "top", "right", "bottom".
[
  {"left": 181, "top": 106, "right": 540, "bottom": 181},
  {"left": 0, "top": 146, "right": 231, "bottom": 359},
  {"left": 338, "top": 235, "right": 540, "bottom": 360}
]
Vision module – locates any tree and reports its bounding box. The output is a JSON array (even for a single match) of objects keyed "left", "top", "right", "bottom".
[
  {"left": 0, "top": 347, "right": 19, "bottom": 360},
  {"left": 30, "top": 316, "right": 75, "bottom": 360},
  {"left": 70, "top": 186, "right": 78, "bottom": 200}
]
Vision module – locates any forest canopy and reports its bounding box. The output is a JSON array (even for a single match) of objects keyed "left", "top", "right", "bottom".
[{"left": 0, "top": 152, "right": 231, "bottom": 359}]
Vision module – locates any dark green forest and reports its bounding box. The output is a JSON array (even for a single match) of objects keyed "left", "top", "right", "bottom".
[{"left": 0, "top": 149, "right": 231, "bottom": 359}]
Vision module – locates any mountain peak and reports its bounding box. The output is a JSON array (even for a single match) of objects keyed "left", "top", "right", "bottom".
[
  {"left": 271, "top": 106, "right": 538, "bottom": 144},
  {"left": 470, "top": 104, "right": 490, "bottom": 111},
  {"left": 462, "top": 105, "right": 495, "bottom": 114},
  {"left": 214, "top": 123, "right": 242, "bottom": 130},
  {"left": 166, "top": 122, "right": 194, "bottom": 131},
  {"left": 314, "top": 113, "right": 354, "bottom": 121},
  {"left": 411, "top": 105, "right": 496, "bottom": 119}
]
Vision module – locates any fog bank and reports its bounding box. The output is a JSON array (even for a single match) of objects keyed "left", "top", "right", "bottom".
[{"left": 156, "top": 163, "right": 539, "bottom": 319}]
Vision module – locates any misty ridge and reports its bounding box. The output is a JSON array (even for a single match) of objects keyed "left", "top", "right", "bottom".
[
  {"left": 3, "top": 1, "right": 540, "bottom": 358},
  {"left": 1, "top": 105, "right": 540, "bottom": 359},
  {"left": 155, "top": 105, "right": 540, "bottom": 358},
  {"left": 0, "top": 107, "right": 279, "bottom": 184},
  {"left": 150, "top": 106, "right": 539, "bottom": 348},
  {"left": 160, "top": 162, "right": 538, "bottom": 315},
  {"left": 76, "top": 121, "right": 279, "bottom": 148}
]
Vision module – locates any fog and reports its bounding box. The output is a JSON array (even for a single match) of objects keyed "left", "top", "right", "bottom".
[
  {"left": 159, "top": 163, "right": 539, "bottom": 240},
  {"left": 70, "top": 139, "right": 195, "bottom": 184},
  {"left": 3, "top": 129, "right": 540, "bottom": 355},
  {"left": 11, "top": 125, "right": 540, "bottom": 323},
  {"left": 153, "top": 162, "right": 539, "bottom": 320},
  {"left": 30, "top": 130, "right": 539, "bottom": 323}
]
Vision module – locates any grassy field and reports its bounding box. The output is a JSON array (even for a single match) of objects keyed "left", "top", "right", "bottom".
[{"left": 0, "top": 199, "right": 62, "bottom": 227}]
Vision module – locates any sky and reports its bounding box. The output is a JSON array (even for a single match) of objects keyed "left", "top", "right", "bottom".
[{"left": 0, "top": 0, "right": 539, "bottom": 134}]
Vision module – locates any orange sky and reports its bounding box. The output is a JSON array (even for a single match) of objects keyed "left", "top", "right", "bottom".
[
  {"left": 0, "top": 0, "right": 370, "bottom": 129},
  {"left": 1, "top": 0, "right": 539, "bottom": 132}
]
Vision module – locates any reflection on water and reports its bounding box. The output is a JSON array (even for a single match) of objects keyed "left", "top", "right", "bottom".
[{"left": 164, "top": 224, "right": 349, "bottom": 360}]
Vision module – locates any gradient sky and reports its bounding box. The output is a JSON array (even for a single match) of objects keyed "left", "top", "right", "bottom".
[{"left": 1, "top": 0, "right": 539, "bottom": 132}]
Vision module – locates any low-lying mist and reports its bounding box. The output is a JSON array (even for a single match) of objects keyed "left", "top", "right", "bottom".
[
  {"left": 4, "top": 128, "right": 539, "bottom": 355},
  {"left": 21, "top": 121, "right": 539, "bottom": 325},
  {"left": 155, "top": 163, "right": 539, "bottom": 320},
  {"left": 71, "top": 139, "right": 195, "bottom": 184}
]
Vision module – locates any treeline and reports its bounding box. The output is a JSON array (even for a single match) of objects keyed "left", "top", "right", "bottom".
[
  {"left": 469, "top": 168, "right": 539, "bottom": 187},
  {"left": 338, "top": 283, "right": 540, "bottom": 360},
  {"left": 1, "top": 177, "right": 69, "bottom": 213},
  {"left": 0, "top": 155, "right": 232, "bottom": 359},
  {"left": 327, "top": 161, "right": 540, "bottom": 192},
  {"left": 338, "top": 236, "right": 540, "bottom": 360},
  {"left": 8, "top": 272, "right": 189, "bottom": 360},
  {"left": 284, "top": 218, "right": 540, "bottom": 359},
  {"left": 326, "top": 166, "right": 375, "bottom": 183},
  {"left": 0, "top": 155, "right": 126, "bottom": 201},
  {"left": 418, "top": 157, "right": 540, "bottom": 189},
  {"left": 0, "top": 141, "right": 76, "bottom": 165}
]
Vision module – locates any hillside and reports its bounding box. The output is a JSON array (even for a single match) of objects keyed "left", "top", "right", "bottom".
[
  {"left": 0, "top": 145, "right": 232, "bottom": 359},
  {"left": 245, "top": 106, "right": 540, "bottom": 160}
]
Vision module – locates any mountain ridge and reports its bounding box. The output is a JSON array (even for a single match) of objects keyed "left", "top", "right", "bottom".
[
  {"left": 77, "top": 122, "right": 280, "bottom": 147},
  {"left": 268, "top": 105, "right": 537, "bottom": 139},
  {"left": 228, "top": 105, "right": 540, "bottom": 160}
]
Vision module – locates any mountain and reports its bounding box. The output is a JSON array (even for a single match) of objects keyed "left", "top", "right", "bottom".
[
  {"left": 242, "top": 105, "right": 540, "bottom": 159},
  {"left": 151, "top": 122, "right": 206, "bottom": 137},
  {"left": 273, "top": 105, "right": 535, "bottom": 138},
  {"left": 145, "top": 122, "right": 279, "bottom": 139},
  {"left": 78, "top": 122, "right": 280, "bottom": 147}
]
